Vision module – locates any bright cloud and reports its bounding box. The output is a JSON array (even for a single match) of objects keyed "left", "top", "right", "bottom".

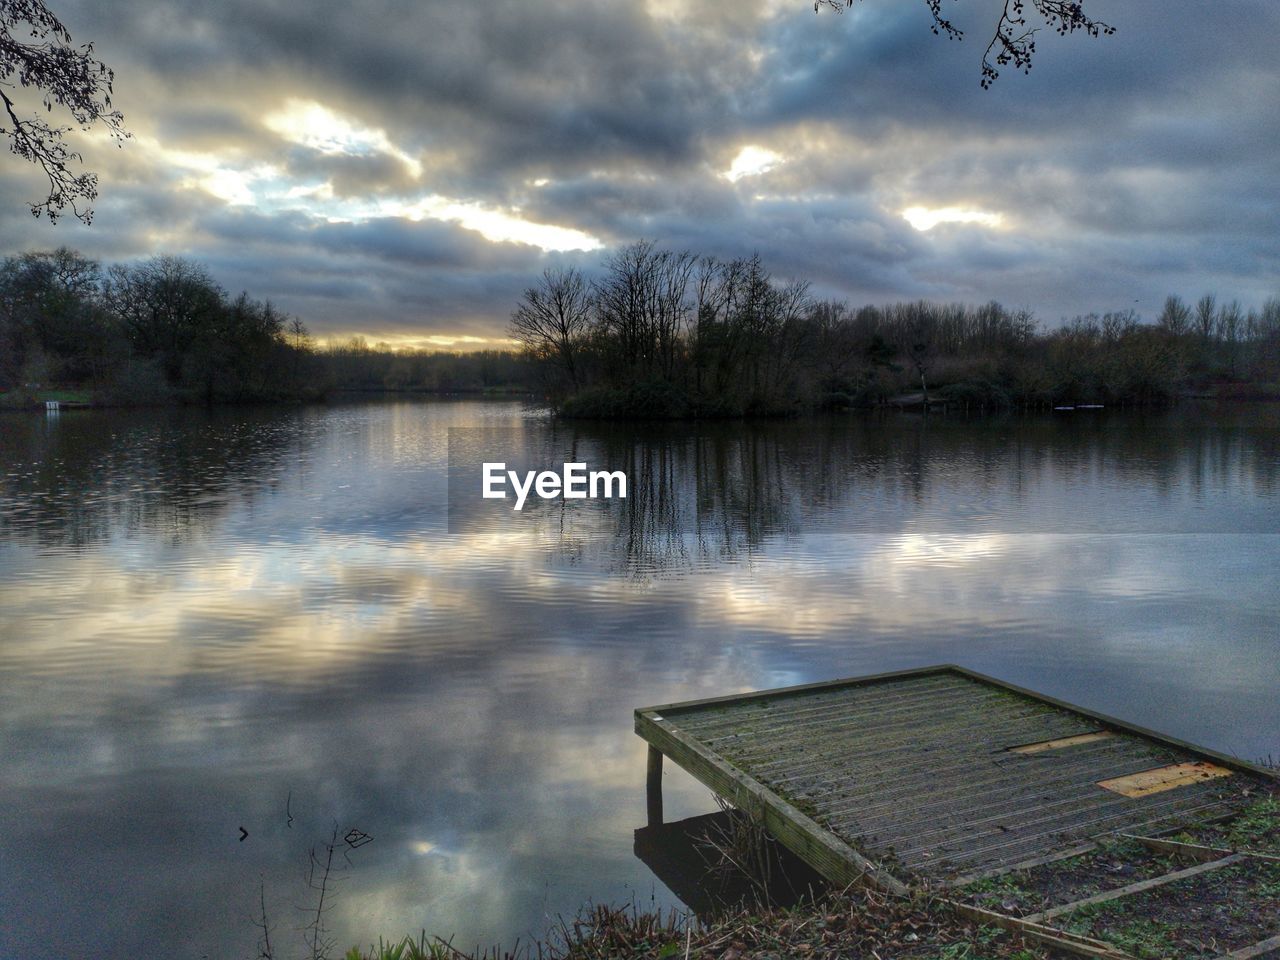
[
  {"left": 264, "top": 99, "right": 423, "bottom": 177},
  {"left": 902, "top": 206, "right": 1004, "bottom": 231},
  {"left": 725, "top": 145, "right": 783, "bottom": 181},
  {"left": 394, "top": 196, "right": 603, "bottom": 251}
]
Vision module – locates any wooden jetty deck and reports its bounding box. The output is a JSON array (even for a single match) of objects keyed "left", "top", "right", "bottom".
[{"left": 635, "top": 665, "right": 1278, "bottom": 896}]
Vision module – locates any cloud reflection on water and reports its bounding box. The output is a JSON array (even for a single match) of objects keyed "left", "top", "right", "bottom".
[{"left": 1, "top": 401, "right": 1278, "bottom": 958}]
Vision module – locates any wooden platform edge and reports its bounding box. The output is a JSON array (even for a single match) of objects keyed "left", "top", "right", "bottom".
[
  {"left": 636, "top": 663, "right": 959, "bottom": 716},
  {"left": 946, "top": 900, "right": 1135, "bottom": 960},
  {"left": 1224, "top": 932, "right": 1280, "bottom": 959},
  {"left": 636, "top": 664, "right": 1280, "bottom": 784},
  {"left": 635, "top": 709, "right": 910, "bottom": 897},
  {"left": 1117, "top": 833, "right": 1234, "bottom": 863}
]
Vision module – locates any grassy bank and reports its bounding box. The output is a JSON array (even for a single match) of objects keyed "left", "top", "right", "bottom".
[
  {"left": 334, "top": 791, "right": 1279, "bottom": 960},
  {"left": 340, "top": 890, "right": 1049, "bottom": 960}
]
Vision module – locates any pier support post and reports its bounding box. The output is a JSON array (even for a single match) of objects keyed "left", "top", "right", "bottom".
[{"left": 646, "top": 746, "right": 663, "bottom": 827}]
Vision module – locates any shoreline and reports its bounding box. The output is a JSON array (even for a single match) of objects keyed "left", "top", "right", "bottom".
[{"left": 6, "top": 385, "right": 1279, "bottom": 416}]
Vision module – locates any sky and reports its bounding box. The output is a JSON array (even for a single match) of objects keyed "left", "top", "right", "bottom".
[{"left": 1, "top": 0, "right": 1278, "bottom": 349}]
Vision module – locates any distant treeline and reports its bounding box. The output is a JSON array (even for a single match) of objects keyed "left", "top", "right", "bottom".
[
  {"left": 7, "top": 244, "right": 1280, "bottom": 414},
  {"left": 0, "top": 247, "right": 533, "bottom": 407},
  {"left": 510, "top": 241, "right": 1280, "bottom": 417},
  {"left": 322, "top": 338, "right": 530, "bottom": 395}
]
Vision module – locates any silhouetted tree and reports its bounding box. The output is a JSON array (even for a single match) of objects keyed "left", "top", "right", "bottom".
[
  {"left": 511, "top": 267, "right": 593, "bottom": 390},
  {"left": 104, "top": 256, "right": 224, "bottom": 383},
  {"left": 0, "top": 0, "right": 128, "bottom": 222},
  {"left": 895, "top": 301, "right": 937, "bottom": 403},
  {"left": 815, "top": 0, "right": 1114, "bottom": 87},
  {"left": 594, "top": 241, "right": 696, "bottom": 381},
  {"left": 1194, "top": 293, "right": 1217, "bottom": 344},
  {"left": 0, "top": 246, "right": 116, "bottom": 384},
  {"left": 1216, "top": 299, "right": 1242, "bottom": 378},
  {"left": 1157, "top": 294, "right": 1191, "bottom": 337}
]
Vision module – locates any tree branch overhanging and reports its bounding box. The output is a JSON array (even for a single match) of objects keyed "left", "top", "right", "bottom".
[
  {"left": 815, "top": 0, "right": 1114, "bottom": 88},
  {"left": 0, "top": 0, "right": 129, "bottom": 224}
]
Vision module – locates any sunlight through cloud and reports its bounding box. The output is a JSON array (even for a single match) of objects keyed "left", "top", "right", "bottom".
[
  {"left": 902, "top": 205, "right": 1004, "bottom": 231},
  {"left": 395, "top": 196, "right": 602, "bottom": 251},
  {"left": 264, "top": 99, "right": 422, "bottom": 177},
  {"left": 725, "top": 145, "right": 783, "bottom": 182}
]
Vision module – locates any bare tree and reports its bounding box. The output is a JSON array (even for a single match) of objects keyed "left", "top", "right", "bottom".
[
  {"left": 806, "top": 298, "right": 856, "bottom": 388},
  {"left": 594, "top": 241, "right": 695, "bottom": 381},
  {"left": 1, "top": 0, "right": 128, "bottom": 223},
  {"left": 1194, "top": 293, "right": 1217, "bottom": 344},
  {"left": 893, "top": 300, "right": 937, "bottom": 403},
  {"left": 1157, "top": 294, "right": 1191, "bottom": 337},
  {"left": 1216, "top": 299, "right": 1242, "bottom": 378},
  {"left": 510, "top": 266, "right": 593, "bottom": 389},
  {"left": 815, "top": 0, "right": 1114, "bottom": 87}
]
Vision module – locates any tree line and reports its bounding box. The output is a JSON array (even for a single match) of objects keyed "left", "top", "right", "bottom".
[
  {"left": 510, "top": 241, "right": 1280, "bottom": 417},
  {"left": 0, "top": 247, "right": 320, "bottom": 405},
  {"left": 321, "top": 337, "right": 530, "bottom": 395},
  {"left": 0, "top": 247, "right": 533, "bottom": 407},
  {"left": 7, "top": 242, "right": 1278, "bottom": 413}
]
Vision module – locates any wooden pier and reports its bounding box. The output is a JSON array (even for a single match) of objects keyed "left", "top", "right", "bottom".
[{"left": 635, "top": 665, "right": 1277, "bottom": 896}]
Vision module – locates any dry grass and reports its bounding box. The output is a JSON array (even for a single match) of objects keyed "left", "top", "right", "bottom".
[{"left": 344, "top": 890, "right": 1051, "bottom": 960}]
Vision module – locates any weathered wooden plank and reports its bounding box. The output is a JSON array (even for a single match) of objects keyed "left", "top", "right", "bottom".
[
  {"left": 948, "top": 841, "right": 1103, "bottom": 888},
  {"left": 640, "top": 663, "right": 960, "bottom": 717},
  {"left": 730, "top": 705, "right": 1092, "bottom": 769},
  {"left": 701, "top": 696, "right": 1049, "bottom": 758},
  {"left": 862, "top": 780, "right": 1202, "bottom": 850},
  {"left": 670, "top": 674, "right": 968, "bottom": 729},
  {"left": 1098, "top": 761, "right": 1233, "bottom": 797},
  {"left": 814, "top": 740, "right": 1171, "bottom": 819},
  {"left": 1117, "top": 832, "right": 1233, "bottom": 863},
  {"left": 1119, "top": 832, "right": 1280, "bottom": 864},
  {"left": 1224, "top": 933, "right": 1280, "bottom": 959},
  {"left": 1023, "top": 854, "right": 1246, "bottom": 923},
  {"left": 946, "top": 900, "right": 1135, "bottom": 959},
  {"left": 916, "top": 787, "right": 1241, "bottom": 866},
  {"left": 1010, "top": 731, "right": 1116, "bottom": 754},
  {"left": 915, "top": 796, "right": 1245, "bottom": 875},
  {"left": 891, "top": 777, "right": 1240, "bottom": 860},
  {"left": 825, "top": 750, "right": 1185, "bottom": 836},
  {"left": 675, "top": 674, "right": 976, "bottom": 734},
  {"left": 688, "top": 679, "right": 1005, "bottom": 737},
  {"left": 769, "top": 735, "right": 1157, "bottom": 806},
  {"left": 727, "top": 705, "right": 1083, "bottom": 769}
]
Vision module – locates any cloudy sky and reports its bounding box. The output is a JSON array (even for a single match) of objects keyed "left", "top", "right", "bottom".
[{"left": 2, "top": 0, "right": 1277, "bottom": 348}]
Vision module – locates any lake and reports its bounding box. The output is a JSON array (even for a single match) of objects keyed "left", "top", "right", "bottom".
[{"left": 1, "top": 400, "right": 1278, "bottom": 958}]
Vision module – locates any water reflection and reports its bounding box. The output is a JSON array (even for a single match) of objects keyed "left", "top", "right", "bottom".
[
  {"left": 447, "top": 410, "right": 1280, "bottom": 582},
  {"left": 634, "top": 812, "right": 828, "bottom": 916},
  {"left": 0, "top": 401, "right": 1278, "bottom": 959}
]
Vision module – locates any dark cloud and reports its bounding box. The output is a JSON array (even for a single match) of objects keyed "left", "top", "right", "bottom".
[{"left": 0, "top": 0, "right": 1276, "bottom": 338}]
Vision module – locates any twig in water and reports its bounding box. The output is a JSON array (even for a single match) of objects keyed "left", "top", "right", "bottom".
[
  {"left": 254, "top": 874, "right": 274, "bottom": 960},
  {"left": 303, "top": 824, "right": 341, "bottom": 960}
]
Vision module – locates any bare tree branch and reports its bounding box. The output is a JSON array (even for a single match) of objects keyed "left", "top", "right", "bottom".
[
  {"left": 814, "top": 0, "right": 1114, "bottom": 87},
  {"left": 0, "top": 0, "right": 129, "bottom": 223}
]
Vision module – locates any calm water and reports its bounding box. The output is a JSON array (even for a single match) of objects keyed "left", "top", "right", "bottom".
[{"left": 1, "top": 400, "right": 1278, "bottom": 958}]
